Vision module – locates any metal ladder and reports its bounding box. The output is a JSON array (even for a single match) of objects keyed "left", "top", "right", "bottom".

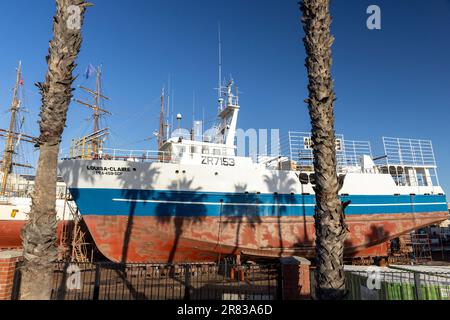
[{"left": 410, "top": 233, "right": 433, "bottom": 263}]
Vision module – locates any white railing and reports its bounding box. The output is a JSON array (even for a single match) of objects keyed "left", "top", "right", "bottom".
[
  {"left": 62, "top": 148, "right": 173, "bottom": 164},
  {"left": 100, "top": 148, "right": 169, "bottom": 162},
  {"left": 250, "top": 153, "right": 373, "bottom": 174},
  {"left": 62, "top": 147, "right": 236, "bottom": 164},
  {"left": 382, "top": 137, "right": 437, "bottom": 168}
]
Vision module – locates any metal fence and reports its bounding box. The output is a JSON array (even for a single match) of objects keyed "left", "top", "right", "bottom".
[
  {"left": 13, "top": 261, "right": 281, "bottom": 301},
  {"left": 343, "top": 268, "right": 450, "bottom": 300},
  {"left": 13, "top": 260, "right": 450, "bottom": 300}
]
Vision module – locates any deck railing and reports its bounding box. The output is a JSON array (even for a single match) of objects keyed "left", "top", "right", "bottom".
[{"left": 63, "top": 148, "right": 173, "bottom": 163}]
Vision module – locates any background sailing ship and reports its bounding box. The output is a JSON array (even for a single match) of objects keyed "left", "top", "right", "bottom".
[{"left": 0, "top": 63, "right": 110, "bottom": 261}]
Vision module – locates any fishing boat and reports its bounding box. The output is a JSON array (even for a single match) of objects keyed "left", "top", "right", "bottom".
[
  {"left": 58, "top": 79, "right": 449, "bottom": 263},
  {"left": 0, "top": 62, "right": 71, "bottom": 249}
]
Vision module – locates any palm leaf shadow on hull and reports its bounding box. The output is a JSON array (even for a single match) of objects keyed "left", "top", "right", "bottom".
[{"left": 154, "top": 178, "right": 206, "bottom": 264}]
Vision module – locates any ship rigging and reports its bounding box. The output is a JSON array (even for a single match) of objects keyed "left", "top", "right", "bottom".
[
  {"left": 70, "top": 65, "right": 111, "bottom": 159},
  {"left": 0, "top": 61, "right": 38, "bottom": 198}
]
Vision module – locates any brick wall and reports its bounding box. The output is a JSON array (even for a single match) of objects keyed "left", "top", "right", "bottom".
[
  {"left": 280, "top": 256, "right": 311, "bottom": 300},
  {"left": 0, "top": 250, "right": 22, "bottom": 300}
]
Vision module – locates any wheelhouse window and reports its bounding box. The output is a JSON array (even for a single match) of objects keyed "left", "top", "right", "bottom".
[
  {"left": 299, "top": 173, "right": 309, "bottom": 185},
  {"left": 309, "top": 174, "right": 316, "bottom": 185},
  {"left": 304, "top": 137, "right": 343, "bottom": 152},
  {"left": 304, "top": 137, "right": 313, "bottom": 150},
  {"left": 335, "top": 139, "right": 343, "bottom": 152}
]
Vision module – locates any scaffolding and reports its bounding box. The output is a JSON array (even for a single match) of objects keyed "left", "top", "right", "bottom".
[
  {"left": 410, "top": 233, "right": 433, "bottom": 264},
  {"left": 388, "top": 232, "right": 433, "bottom": 265},
  {"left": 388, "top": 234, "right": 413, "bottom": 265},
  {"left": 69, "top": 128, "right": 109, "bottom": 160},
  {"left": 59, "top": 190, "right": 93, "bottom": 263}
]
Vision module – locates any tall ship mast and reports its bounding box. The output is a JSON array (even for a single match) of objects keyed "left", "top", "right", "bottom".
[
  {"left": 72, "top": 65, "right": 111, "bottom": 159},
  {"left": 158, "top": 88, "right": 168, "bottom": 150},
  {"left": 0, "top": 62, "right": 72, "bottom": 253},
  {"left": 0, "top": 61, "right": 37, "bottom": 198}
]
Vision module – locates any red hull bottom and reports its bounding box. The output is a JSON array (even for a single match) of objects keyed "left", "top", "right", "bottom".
[
  {"left": 0, "top": 220, "right": 72, "bottom": 250},
  {"left": 83, "top": 212, "right": 449, "bottom": 263}
]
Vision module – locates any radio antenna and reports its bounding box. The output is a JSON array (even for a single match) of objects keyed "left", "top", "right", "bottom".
[
  {"left": 218, "top": 21, "right": 223, "bottom": 111},
  {"left": 192, "top": 91, "right": 196, "bottom": 123}
]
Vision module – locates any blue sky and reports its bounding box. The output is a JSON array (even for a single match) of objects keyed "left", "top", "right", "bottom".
[{"left": 0, "top": 0, "right": 450, "bottom": 195}]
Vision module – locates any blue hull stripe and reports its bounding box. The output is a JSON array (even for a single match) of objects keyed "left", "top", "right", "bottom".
[{"left": 69, "top": 188, "right": 448, "bottom": 217}]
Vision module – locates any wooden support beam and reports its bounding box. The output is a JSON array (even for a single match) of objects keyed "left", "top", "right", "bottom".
[
  {"left": 74, "top": 99, "right": 112, "bottom": 115},
  {"left": 79, "top": 86, "right": 110, "bottom": 101}
]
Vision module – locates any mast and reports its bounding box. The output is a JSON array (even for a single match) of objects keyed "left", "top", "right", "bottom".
[
  {"left": 158, "top": 88, "right": 166, "bottom": 149},
  {"left": 215, "top": 80, "right": 240, "bottom": 153},
  {"left": 94, "top": 66, "right": 101, "bottom": 135},
  {"left": 1, "top": 61, "right": 22, "bottom": 195},
  {"left": 75, "top": 66, "right": 111, "bottom": 156},
  {"left": 218, "top": 22, "right": 224, "bottom": 112},
  {"left": 191, "top": 91, "right": 195, "bottom": 140}
]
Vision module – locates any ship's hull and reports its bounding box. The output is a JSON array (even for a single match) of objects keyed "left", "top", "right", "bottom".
[
  {"left": 69, "top": 188, "right": 449, "bottom": 263},
  {"left": 0, "top": 220, "right": 73, "bottom": 249},
  {"left": 58, "top": 159, "right": 449, "bottom": 263},
  {"left": 82, "top": 211, "right": 449, "bottom": 263},
  {"left": 0, "top": 198, "right": 75, "bottom": 249}
]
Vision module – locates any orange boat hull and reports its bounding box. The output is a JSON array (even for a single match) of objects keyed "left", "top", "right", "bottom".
[
  {"left": 0, "top": 220, "right": 72, "bottom": 249},
  {"left": 82, "top": 211, "right": 449, "bottom": 263}
]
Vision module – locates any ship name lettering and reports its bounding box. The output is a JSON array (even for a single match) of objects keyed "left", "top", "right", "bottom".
[
  {"left": 201, "top": 156, "right": 235, "bottom": 167},
  {"left": 87, "top": 166, "right": 131, "bottom": 172},
  {"left": 109, "top": 167, "right": 131, "bottom": 172}
]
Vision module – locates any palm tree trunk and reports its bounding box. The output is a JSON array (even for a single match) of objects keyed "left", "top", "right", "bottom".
[
  {"left": 300, "top": 0, "right": 348, "bottom": 300},
  {"left": 20, "top": 0, "right": 89, "bottom": 300}
]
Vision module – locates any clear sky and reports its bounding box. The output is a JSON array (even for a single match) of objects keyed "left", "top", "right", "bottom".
[{"left": 0, "top": 0, "right": 449, "bottom": 195}]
